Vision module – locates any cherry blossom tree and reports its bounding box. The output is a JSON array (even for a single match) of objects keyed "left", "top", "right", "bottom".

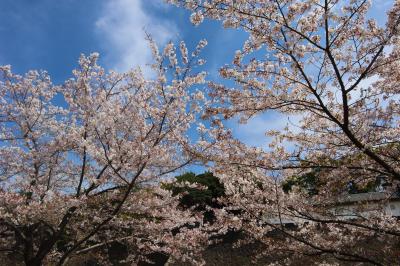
[
  {"left": 0, "top": 38, "right": 212, "bottom": 265},
  {"left": 168, "top": 0, "right": 400, "bottom": 264}
]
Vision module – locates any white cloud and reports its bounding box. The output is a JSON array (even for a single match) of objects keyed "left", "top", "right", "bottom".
[
  {"left": 227, "top": 112, "right": 302, "bottom": 151},
  {"left": 95, "top": 0, "right": 178, "bottom": 73}
]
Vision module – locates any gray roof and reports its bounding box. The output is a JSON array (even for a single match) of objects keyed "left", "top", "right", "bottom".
[{"left": 335, "top": 192, "right": 400, "bottom": 204}]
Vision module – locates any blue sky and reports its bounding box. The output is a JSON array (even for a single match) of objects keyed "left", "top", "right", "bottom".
[
  {"left": 0, "top": 0, "right": 395, "bottom": 152},
  {"left": 0, "top": 0, "right": 247, "bottom": 83}
]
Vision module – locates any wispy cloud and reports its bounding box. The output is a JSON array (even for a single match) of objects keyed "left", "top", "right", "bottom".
[
  {"left": 95, "top": 0, "right": 178, "bottom": 73},
  {"left": 227, "top": 112, "right": 302, "bottom": 151}
]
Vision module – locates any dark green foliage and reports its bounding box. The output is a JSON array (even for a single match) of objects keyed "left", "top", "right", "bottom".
[
  {"left": 163, "top": 172, "right": 225, "bottom": 224},
  {"left": 356, "top": 181, "right": 378, "bottom": 193},
  {"left": 164, "top": 172, "right": 225, "bottom": 209},
  {"left": 282, "top": 170, "right": 320, "bottom": 196},
  {"left": 282, "top": 169, "right": 381, "bottom": 195},
  {"left": 348, "top": 176, "right": 390, "bottom": 194}
]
